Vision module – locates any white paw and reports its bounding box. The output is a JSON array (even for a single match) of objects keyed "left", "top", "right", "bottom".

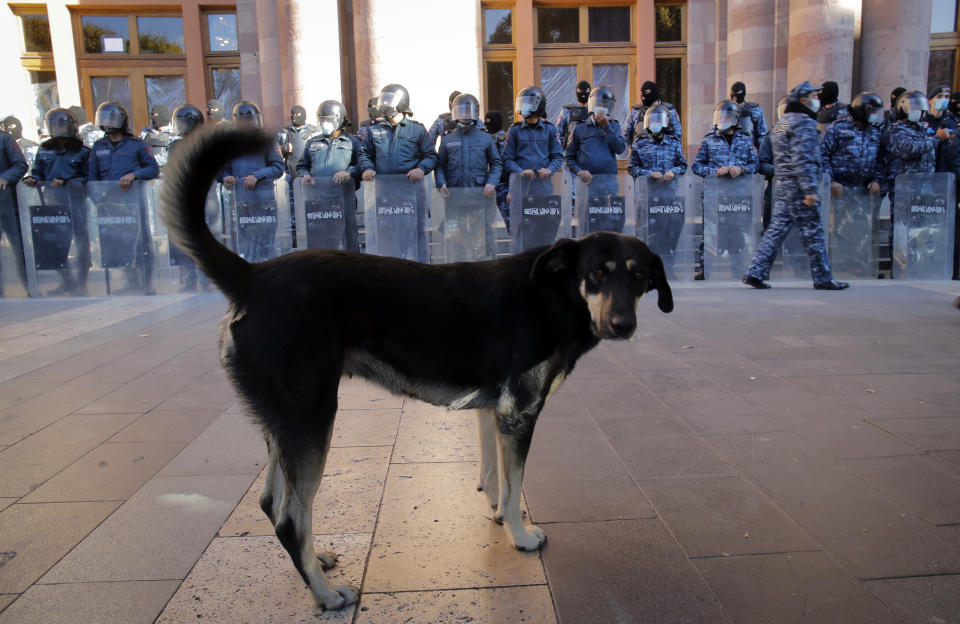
[
  {"left": 511, "top": 524, "right": 547, "bottom": 551},
  {"left": 316, "top": 549, "right": 338, "bottom": 570},
  {"left": 316, "top": 584, "right": 360, "bottom": 611}
]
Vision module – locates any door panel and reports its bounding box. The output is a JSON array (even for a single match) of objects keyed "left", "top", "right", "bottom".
[
  {"left": 90, "top": 75, "right": 133, "bottom": 116},
  {"left": 539, "top": 64, "right": 578, "bottom": 125},
  {"left": 145, "top": 75, "right": 185, "bottom": 118}
]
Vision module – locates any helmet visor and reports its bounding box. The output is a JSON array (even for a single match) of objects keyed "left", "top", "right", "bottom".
[
  {"left": 714, "top": 108, "right": 739, "bottom": 131},
  {"left": 901, "top": 93, "right": 929, "bottom": 118},
  {"left": 588, "top": 96, "right": 614, "bottom": 116},
  {"left": 173, "top": 114, "right": 202, "bottom": 135},
  {"left": 96, "top": 108, "right": 126, "bottom": 130},
  {"left": 516, "top": 92, "right": 542, "bottom": 117},
  {"left": 452, "top": 99, "right": 479, "bottom": 122},
  {"left": 643, "top": 110, "right": 670, "bottom": 134},
  {"left": 317, "top": 114, "right": 343, "bottom": 136},
  {"left": 46, "top": 114, "right": 77, "bottom": 138},
  {"left": 378, "top": 90, "right": 404, "bottom": 111}
]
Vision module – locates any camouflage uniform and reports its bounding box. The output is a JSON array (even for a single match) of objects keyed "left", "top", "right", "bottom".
[
  {"left": 820, "top": 118, "right": 884, "bottom": 189},
  {"left": 691, "top": 128, "right": 758, "bottom": 177},
  {"left": 740, "top": 102, "right": 768, "bottom": 150},
  {"left": 745, "top": 112, "right": 835, "bottom": 284},
  {"left": 627, "top": 134, "right": 687, "bottom": 178},
  {"left": 555, "top": 105, "right": 589, "bottom": 151},
  {"left": 623, "top": 103, "right": 682, "bottom": 153},
  {"left": 489, "top": 129, "right": 510, "bottom": 228},
  {"left": 882, "top": 120, "right": 938, "bottom": 256}
]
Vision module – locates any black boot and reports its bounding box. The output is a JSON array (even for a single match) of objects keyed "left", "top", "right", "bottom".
[
  {"left": 742, "top": 275, "right": 771, "bottom": 289},
  {"left": 813, "top": 279, "right": 850, "bottom": 290}
]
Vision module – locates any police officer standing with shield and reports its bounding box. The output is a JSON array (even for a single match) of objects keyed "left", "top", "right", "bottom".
[
  {"left": 821, "top": 92, "right": 885, "bottom": 200},
  {"left": 623, "top": 81, "right": 683, "bottom": 154},
  {"left": 436, "top": 94, "right": 501, "bottom": 199},
  {"left": 502, "top": 86, "right": 564, "bottom": 193},
  {"left": 692, "top": 101, "right": 758, "bottom": 179},
  {"left": 0, "top": 120, "right": 28, "bottom": 296},
  {"left": 359, "top": 84, "right": 437, "bottom": 184},
  {"left": 298, "top": 101, "right": 360, "bottom": 188},
  {"left": 278, "top": 105, "right": 318, "bottom": 244},
  {"left": 743, "top": 82, "right": 848, "bottom": 290}
]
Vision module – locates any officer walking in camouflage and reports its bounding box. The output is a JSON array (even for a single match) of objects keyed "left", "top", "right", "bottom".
[
  {"left": 623, "top": 81, "right": 682, "bottom": 155},
  {"left": 730, "top": 82, "right": 768, "bottom": 150},
  {"left": 743, "top": 81, "right": 849, "bottom": 290}
]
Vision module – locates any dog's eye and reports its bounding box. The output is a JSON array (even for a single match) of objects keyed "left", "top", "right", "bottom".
[
  {"left": 593, "top": 268, "right": 606, "bottom": 279},
  {"left": 633, "top": 272, "right": 644, "bottom": 280}
]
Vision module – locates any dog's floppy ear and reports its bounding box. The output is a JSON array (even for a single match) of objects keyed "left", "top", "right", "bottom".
[
  {"left": 646, "top": 252, "right": 674, "bottom": 313},
  {"left": 531, "top": 238, "right": 578, "bottom": 283}
]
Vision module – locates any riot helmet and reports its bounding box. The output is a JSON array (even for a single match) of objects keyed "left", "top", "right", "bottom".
[
  {"left": 366, "top": 97, "right": 379, "bottom": 120},
  {"left": 516, "top": 86, "right": 546, "bottom": 118},
  {"left": 291, "top": 105, "right": 307, "bottom": 127},
  {"left": 730, "top": 81, "right": 746, "bottom": 105},
  {"left": 928, "top": 85, "right": 951, "bottom": 118},
  {"left": 172, "top": 104, "right": 204, "bottom": 136},
  {"left": 43, "top": 108, "right": 79, "bottom": 139},
  {"left": 150, "top": 105, "right": 171, "bottom": 129},
  {"left": 889, "top": 87, "right": 907, "bottom": 110},
  {"left": 713, "top": 100, "right": 741, "bottom": 133},
  {"left": 1, "top": 116, "right": 23, "bottom": 140},
  {"left": 377, "top": 84, "right": 412, "bottom": 120},
  {"left": 643, "top": 104, "right": 671, "bottom": 138},
  {"left": 848, "top": 92, "right": 884, "bottom": 125},
  {"left": 451, "top": 94, "right": 480, "bottom": 127},
  {"left": 776, "top": 95, "right": 787, "bottom": 121},
  {"left": 576, "top": 80, "right": 591, "bottom": 105},
  {"left": 448, "top": 90, "right": 462, "bottom": 112},
  {"left": 640, "top": 81, "right": 660, "bottom": 107},
  {"left": 587, "top": 86, "right": 616, "bottom": 116},
  {"left": 316, "top": 100, "right": 348, "bottom": 136},
  {"left": 895, "top": 90, "right": 928, "bottom": 124},
  {"left": 232, "top": 101, "right": 263, "bottom": 129},
  {"left": 207, "top": 99, "right": 225, "bottom": 122},
  {"left": 68, "top": 106, "right": 87, "bottom": 126},
  {"left": 94, "top": 102, "right": 130, "bottom": 134}
]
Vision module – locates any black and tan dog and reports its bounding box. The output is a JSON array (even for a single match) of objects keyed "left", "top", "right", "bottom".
[{"left": 161, "top": 125, "right": 673, "bottom": 610}]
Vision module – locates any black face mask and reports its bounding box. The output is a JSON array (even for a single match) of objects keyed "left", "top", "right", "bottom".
[
  {"left": 950, "top": 96, "right": 960, "bottom": 116},
  {"left": 731, "top": 91, "right": 745, "bottom": 104},
  {"left": 641, "top": 92, "right": 657, "bottom": 107},
  {"left": 576, "top": 90, "right": 590, "bottom": 104}
]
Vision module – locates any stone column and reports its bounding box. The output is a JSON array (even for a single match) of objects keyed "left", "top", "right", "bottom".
[
  {"left": 786, "top": 0, "right": 857, "bottom": 103},
  {"left": 237, "top": 0, "right": 263, "bottom": 118},
  {"left": 727, "top": 0, "right": 776, "bottom": 123},
  {"left": 860, "top": 0, "right": 933, "bottom": 100},
  {"left": 685, "top": 0, "right": 722, "bottom": 157},
  {"left": 255, "top": 0, "right": 284, "bottom": 129},
  {"left": 276, "top": 0, "right": 342, "bottom": 118}
]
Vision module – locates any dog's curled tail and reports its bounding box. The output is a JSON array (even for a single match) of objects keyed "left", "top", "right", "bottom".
[{"left": 160, "top": 124, "right": 274, "bottom": 303}]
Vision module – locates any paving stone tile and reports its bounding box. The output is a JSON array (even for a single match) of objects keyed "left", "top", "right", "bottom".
[
  {"left": 393, "top": 401, "right": 478, "bottom": 463},
  {"left": 607, "top": 431, "right": 736, "bottom": 480},
  {"left": 220, "top": 446, "right": 391, "bottom": 536},
  {"left": 158, "top": 411, "right": 266, "bottom": 477},
  {"left": 835, "top": 394, "right": 960, "bottom": 419},
  {"left": 355, "top": 586, "right": 557, "bottom": 624},
  {"left": 525, "top": 402, "right": 656, "bottom": 523},
  {"left": 776, "top": 412, "right": 922, "bottom": 460},
  {"left": 640, "top": 476, "right": 819, "bottom": 558},
  {"left": 708, "top": 432, "right": 960, "bottom": 578},
  {"left": 0, "top": 580, "right": 180, "bottom": 624},
  {"left": 0, "top": 412, "right": 140, "bottom": 497},
  {"left": 0, "top": 595, "right": 14, "bottom": 613},
  {"left": 562, "top": 343, "right": 633, "bottom": 380},
  {"left": 0, "top": 501, "right": 120, "bottom": 593},
  {"left": 694, "top": 551, "right": 901, "bottom": 623},
  {"left": 786, "top": 373, "right": 960, "bottom": 397},
  {"left": 567, "top": 377, "right": 684, "bottom": 429},
  {"left": 0, "top": 499, "right": 15, "bottom": 513},
  {"left": 108, "top": 409, "right": 222, "bottom": 444},
  {"left": 868, "top": 417, "right": 960, "bottom": 451},
  {"left": 40, "top": 474, "right": 254, "bottom": 583},
  {"left": 364, "top": 462, "right": 546, "bottom": 592},
  {"left": 603, "top": 338, "right": 694, "bottom": 370},
  {"left": 935, "top": 449, "right": 960, "bottom": 468},
  {"left": 0, "top": 378, "right": 60, "bottom": 412},
  {"left": 541, "top": 519, "right": 729, "bottom": 624},
  {"left": 73, "top": 372, "right": 197, "bottom": 415},
  {"left": 0, "top": 381, "right": 121, "bottom": 445},
  {"left": 152, "top": 378, "right": 238, "bottom": 413},
  {"left": 331, "top": 408, "right": 400, "bottom": 447},
  {"left": 838, "top": 454, "right": 960, "bottom": 526},
  {"left": 865, "top": 575, "right": 960, "bottom": 624},
  {"left": 22, "top": 441, "right": 187, "bottom": 503},
  {"left": 155, "top": 534, "right": 369, "bottom": 624}
]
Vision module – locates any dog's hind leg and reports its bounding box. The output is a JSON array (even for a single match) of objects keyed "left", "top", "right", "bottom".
[
  {"left": 493, "top": 405, "right": 547, "bottom": 551},
  {"left": 476, "top": 408, "right": 499, "bottom": 509},
  {"left": 259, "top": 434, "right": 283, "bottom": 526}
]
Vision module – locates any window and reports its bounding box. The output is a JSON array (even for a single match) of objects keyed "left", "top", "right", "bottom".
[
  {"left": 15, "top": 9, "right": 57, "bottom": 129},
  {"left": 90, "top": 76, "right": 133, "bottom": 114},
  {"left": 211, "top": 68, "right": 242, "bottom": 116},
  {"left": 655, "top": 57, "right": 683, "bottom": 114},
  {"left": 485, "top": 9, "right": 513, "bottom": 45},
  {"left": 537, "top": 8, "right": 579, "bottom": 44},
  {"left": 932, "top": 0, "right": 958, "bottom": 33},
  {"left": 21, "top": 14, "right": 52, "bottom": 53},
  {"left": 588, "top": 7, "right": 631, "bottom": 43},
  {"left": 137, "top": 17, "right": 184, "bottom": 55},
  {"left": 145, "top": 75, "right": 186, "bottom": 113},
  {"left": 207, "top": 13, "right": 239, "bottom": 52},
  {"left": 929, "top": 1, "right": 959, "bottom": 93},
  {"left": 486, "top": 61, "right": 514, "bottom": 123},
  {"left": 82, "top": 16, "right": 131, "bottom": 54},
  {"left": 655, "top": 6, "right": 683, "bottom": 43},
  {"left": 30, "top": 71, "right": 59, "bottom": 125}
]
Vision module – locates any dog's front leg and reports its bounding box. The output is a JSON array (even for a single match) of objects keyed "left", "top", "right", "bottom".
[
  {"left": 476, "top": 408, "right": 499, "bottom": 508},
  {"left": 493, "top": 407, "right": 546, "bottom": 551}
]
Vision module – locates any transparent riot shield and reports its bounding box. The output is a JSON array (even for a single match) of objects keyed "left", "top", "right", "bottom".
[
  {"left": 0, "top": 185, "right": 28, "bottom": 298},
  {"left": 893, "top": 172, "right": 956, "bottom": 280},
  {"left": 826, "top": 181, "right": 882, "bottom": 279},
  {"left": 508, "top": 172, "right": 572, "bottom": 253},
  {"left": 574, "top": 173, "right": 632, "bottom": 237},
  {"left": 702, "top": 174, "right": 764, "bottom": 280},
  {"left": 150, "top": 180, "right": 225, "bottom": 293},
  {"left": 635, "top": 175, "right": 696, "bottom": 281},
  {"left": 293, "top": 176, "right": 358, "bottom": 252},
  {"left": 362, "top": 174, "right": 431, "bottom": 263},
  {"left": 87, "top": 180, "right": 152, "bottom": 295},
  {"left": 222, "top": 180, "right": 292, "bottom": 262},
  {"left": 16, "top": 181, "right": 99, "bottom": 297},
  {"left": 768, "top": 176, "right": 831, "bottom": 281},
  {"left": 430, "top": 186, "right": 501, "bottom": 263}
]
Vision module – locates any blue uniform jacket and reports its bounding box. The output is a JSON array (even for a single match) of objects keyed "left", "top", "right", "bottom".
[
  {"left": 296, "top": 133, "right": 361, "bottom": 182},
  {"left": 758, "top": 133, "right": 775, "bottom": 178},
  {"left": 564, "top": 117, "right": 625, "bottom": 175},
  {"left": 820, "top": 119, "right": 883, "bottom": 187},
  {"left": 217, "top": 147, "right": 284, "bottom": 190},
  {"left": 741, "top": 102, "right": 769, "bottom": 149},
  {"left": 692, "top": 128, "right": 758, "bottom": 177},
  {"left": 623, "top": 103, "right": 682, "bottom": 148},
  {"left": 627, "top": 134, "right": 687, "bottom": 178},
  {"left": 89, "top": 135, "right": 159, "bottom": 182},
  {"left": 359, "top": 117, "right": 437, "bottom": 175},
  {"left": 769, "top": 112, "right": 821, "bottom": 196},
  {"left": 502, "top": 120, "right": 564, "bottom": 174},
  {"left": 924, "top": 113, "right": 960, "bottom": 175},
  {"left": 0, "top": 132, "right": 28, "bottom": 184},
  {"left": 428, "top": 114, "right": 485, "bottom": 146},
  {"left": 31, "top": 144, "right": 91, "bottom": 184},
  {"left": 883, "top": 121, "right": 937, "bottom": 183},
  {"left": 435, "top": 124, "right": 502, "bottom": 188}
]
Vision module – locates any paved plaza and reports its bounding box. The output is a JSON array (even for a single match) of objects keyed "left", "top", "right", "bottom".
[{"left": 0, "top": 282, "right": 958, "bottom": 623}]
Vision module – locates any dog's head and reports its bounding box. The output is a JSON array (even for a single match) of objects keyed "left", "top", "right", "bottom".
[{"left": 532, "top": 232, "right": 673, "bottom": 340}]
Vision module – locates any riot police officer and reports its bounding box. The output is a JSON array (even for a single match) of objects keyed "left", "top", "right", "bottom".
[
  {"left": 436, "top": 94, "right": 501, "bottom": 199},
  {"left": 428, "top": 91, "right": 461, "bottom": 147},
  {"left": 356, "top": 97, "right": 380, "bottom": 143},
  {"left": 623, "top": 81, "right": 682, "bottom": 153},
  {"left": 884, "top": 88, "right": 907, "bottom": 124},
  {"left": 502, "top": 86, "right": 564, "bottom": 192},
  {"left": 0, "top": 118, "right": 28, "bottom": 296},
  {"left": 70, "top": 106, "right": 104, "bottom": 149},
  {"left": 297, "top": 100, "right": 360, "bottom": 187},
  {"left": 627, "top": 105, "right": 687, "bottom": 180},
  {"left": 207, "top": 99, "right": 226, "bottom": 124},
  {"left": 821, "top": 92, "right": 884, "bottom": 200},
  {"left": 167, "top": 104, "right": 204, "bottom": 155},
  {"left": 278, "top": 105, "right": 319, "bottom": 244},
  {"left": 758, "top": 96, "right": 787, "bottom": 229},
  {"left": 564, "top": 87, "right": 625, "bottom": 190},
  {"left": 817, "top": 81, "right": 848, "bottom": 135},
  {"left": 743, "top": 81, "right": 848, "bottom": 290},
  {"left": 167, "top": 104, "right": 208, "bottom": 291},
  {"left": 2, "top": 116, "right": 39, "bottom": 172},
  {"left": 359, "top": 84, "right": 437, "bottom": 183},
  {"left": 483, "top": 111, "right": 511, "bottom": 227},
  {"left": 730, "top": 82, "right": 768, "bottom": 150},
  {"left": 139, "top": 105, "right": 173, "bottom": 168},
  {"left": 692, "top": 101, "right": 758, "bottom": 178},
  {"left": 556, "top": 80, "right": 591, "bottom": 151},
  {"left": 23, "top": 108, "right": 91, "bottom": 295}
]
